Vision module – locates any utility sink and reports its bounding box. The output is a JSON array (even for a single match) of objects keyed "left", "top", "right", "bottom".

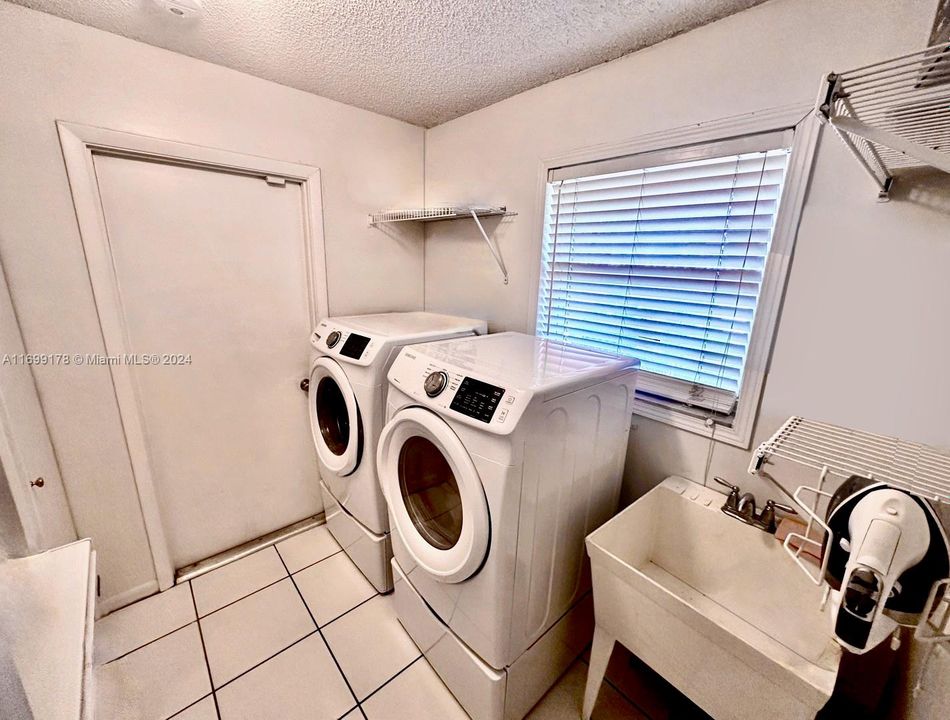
[{"left": 583, "top": 477, "right": 841, "bottom": 720}]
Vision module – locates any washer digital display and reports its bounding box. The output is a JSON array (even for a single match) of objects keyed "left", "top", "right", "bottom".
[
  {"left": 450, "top": 377, "right": 505, "bottom": 423},
  {"left": 340, "top": 333, "right": 370, "bottom": 359}
]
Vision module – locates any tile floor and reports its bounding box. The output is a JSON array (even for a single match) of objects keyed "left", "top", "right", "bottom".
[{"left": 94, "top": 525, "right": 689, "bottom": 720}]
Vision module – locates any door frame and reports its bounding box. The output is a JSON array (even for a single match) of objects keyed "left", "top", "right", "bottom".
[
  {"left": 57, "top": 121, "right": 329, "bottom": 590},
  {"left": 0, "top": 258, "right": 78, "bottom": 552}
]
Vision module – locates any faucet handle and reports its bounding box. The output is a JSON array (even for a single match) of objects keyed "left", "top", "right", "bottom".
[
  {"left": 712, "top": 476, "right": 739, "bottom": 492},
  {"left": 712, "top": 477, "right": 740, "bottom": 512},
  {"left": 758, "top": 498, "right": 797, "bottom": 534},
  {"left": 765, "top": 499, "right": 797, "bottom": 515}
]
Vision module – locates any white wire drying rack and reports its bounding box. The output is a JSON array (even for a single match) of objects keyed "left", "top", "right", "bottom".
[
  {"left": 748, "top": 416, "right": 950, "bottom": 643},
  {"left": 368, "top": 206, "right": 515, "bottom": 283},
  {"left": 817, "top": 41, "right": 950, "bottom": 199},
  {"left": 750, "top": 416, "right": 950, "bottom": 504}
]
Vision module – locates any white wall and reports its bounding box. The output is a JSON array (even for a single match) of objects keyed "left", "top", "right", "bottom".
[
  {"left": 0, "top": 2, "right": 425, "bottom": 608},
  {"left": 423, "top": 0, "right": 950, "bottom": 506},
  {"left": 424, "top": 1, "right": 949, "bottom": 714}
]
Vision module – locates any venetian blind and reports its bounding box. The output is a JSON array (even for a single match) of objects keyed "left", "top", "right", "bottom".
[{"left": 537, "top": 138, "right": 791, "bottom": 413}]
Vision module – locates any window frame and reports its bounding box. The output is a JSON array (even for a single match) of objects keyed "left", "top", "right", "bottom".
[{"left": 529, "top": 105, "right": 821, "bottom": 449}]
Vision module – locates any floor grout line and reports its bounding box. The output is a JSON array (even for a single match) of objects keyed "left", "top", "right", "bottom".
[
  {"left": 103, "top": 542, "right": 403, "bottom": 718},
  {"left": 192, "top": 546, "right": 343, "bottom": 621},
  {"left": 165, "top": 691, "right": 214, "bottom": 719},
  {"left": 319, "top": 590, "right": 379, "bottom": 629},
  {"left": 356, "top": 654, "right": 424, "bottom": 707},
  {"left": 275, "top": 543, "right": 363, "bottom": 709},
  {"left": 188, "top": 582, "right": 222, "bottom": 720},
  {"left": 100, "top": 619, "right": 196, "bottom": 666},
  {"left": 100, "top": 557, "right": 312, "bottom": 667},
  {"left": 196, "top": 575, "right": 288, "bottom": 619},
  {"left": 164, "top": 542, "right": 360, "bottom": 697},
  {"left": 101, "top": 547, "right": 324, "bottom": 664},
  {"left": 212, "top": 628, "right": 321, "bottom": 693},
  {"left": 286, "top": 546, "right": 344, "bottom": 575}
]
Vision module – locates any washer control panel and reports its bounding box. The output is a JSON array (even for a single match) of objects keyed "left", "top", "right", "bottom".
[
  {"left": 424, "top": 370, "right": 448, "bottom": 397},
  {"left": 387, "top": 349, "right": 530, "bottom": 434},
  {"left": 450, "top": 377, "right": 504, "bottom": 423}
]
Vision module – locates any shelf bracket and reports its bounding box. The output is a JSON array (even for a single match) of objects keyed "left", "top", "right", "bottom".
[
  {"left": 828, "top": 121, "right": 893, "bottom": 200},
  {"left": 816, "top": 42, "right": 950, "bottom": 199},
  {"left": 469, "top": 210, "right": 509, "bottom": 285},
  {"left": 367, "top": 206, "right": 514, "bottom": 284},
  {"left": 830, "top": 116, "right": 950, "bottom": 177}
]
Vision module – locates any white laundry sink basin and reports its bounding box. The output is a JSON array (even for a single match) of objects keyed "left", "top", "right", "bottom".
[{"left": 584, "top": 477, "right": 840, "bottom": 720}]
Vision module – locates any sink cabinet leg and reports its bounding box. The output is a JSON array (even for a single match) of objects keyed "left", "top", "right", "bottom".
[{"left": 583, "top": 625, "right": 615, "bottom": 720}]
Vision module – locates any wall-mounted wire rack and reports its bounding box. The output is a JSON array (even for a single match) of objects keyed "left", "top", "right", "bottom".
[
  {"left": 369, "top": 206, "right": 516, "bottom": 283},
  {"left": 750, "top": 416, "right": 950, "bottom": 504},
  {"left": 817, "top": 41, "right": 950, "bottom": 199},
  {"left": 748, "top": 416, "right": 950, "bottom": 645}
]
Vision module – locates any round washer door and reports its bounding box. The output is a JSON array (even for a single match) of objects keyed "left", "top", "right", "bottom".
[
  {"left": 377, "top": 407, "right": 489, "bottom": 583},
  {"left": 308, "top": 357, "right": 361, "bottom": 476}
]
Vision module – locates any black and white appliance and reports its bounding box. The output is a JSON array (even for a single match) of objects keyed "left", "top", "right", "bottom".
[{"left": 824, "top": 477, "right": 950, "bottom": 653}]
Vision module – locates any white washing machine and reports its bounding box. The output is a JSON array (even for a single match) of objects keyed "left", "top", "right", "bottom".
[
  {"left": 308, "top": 312, "right": 486, "bottom": 592},
  {"left": 376, "top": 332, "right": 639, "bottom": 720}
]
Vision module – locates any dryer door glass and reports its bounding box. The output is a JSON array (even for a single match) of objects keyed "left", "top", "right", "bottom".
[
  {"left": 309, "top": 357, "right": 361, "bottom": 476},
  {"left": 316, "top": 377, "right": 350, "bottom": 455},
  {"left": 398, "top": 436, "right": 462, "bottom": 550}
]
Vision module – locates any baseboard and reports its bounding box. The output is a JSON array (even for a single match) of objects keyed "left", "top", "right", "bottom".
[{"left": 96, "top": 579, "right": 160, "bottom": 618}]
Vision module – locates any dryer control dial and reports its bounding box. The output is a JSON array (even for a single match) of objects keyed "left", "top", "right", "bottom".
[
  {"left": 326, "top": 330, "right": 342, "bottom": 348},
  {"left": 424, "top": 370, "right": 449, "bottom": 398}
]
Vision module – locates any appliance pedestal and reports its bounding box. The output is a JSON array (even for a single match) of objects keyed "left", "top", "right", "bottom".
[
  {"left": 392, "top": 559, "right": 592, "bottom": 720},
  {"left": 320, "top": 481, "right": 392, "bottom": 592}
]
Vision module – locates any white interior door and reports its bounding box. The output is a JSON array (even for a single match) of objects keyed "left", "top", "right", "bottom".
[{"left": 91, "top": 152, "right": 321, "bottom": 569}]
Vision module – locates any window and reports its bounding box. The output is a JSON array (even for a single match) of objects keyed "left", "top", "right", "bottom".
[{"left": 535, "top": 122, "right": 815, "bottom": 446}]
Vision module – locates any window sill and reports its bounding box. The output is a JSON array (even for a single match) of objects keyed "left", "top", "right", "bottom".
[{"left": 632, "top": 392, "right": 753, "bottom": 449}]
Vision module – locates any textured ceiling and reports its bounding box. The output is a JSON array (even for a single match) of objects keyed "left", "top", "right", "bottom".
[{"left": 9, "top": 0, "right": 767, "bottom": 126}]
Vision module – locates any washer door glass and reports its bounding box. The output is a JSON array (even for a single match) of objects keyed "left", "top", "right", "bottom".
[
  {"left": 377, "top": 407, "right": 489, "bottom": 583},
  {"left": 308, "top": 357, "right": 360, "bottom": 476},
  {"left": 399, "top": 436, "right": 463, "bottom": 550}
]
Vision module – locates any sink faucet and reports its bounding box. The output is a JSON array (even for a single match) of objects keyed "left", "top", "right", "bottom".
[
  {"left": 713, "top": 477, "right": 796, "bottom": 533},
  {"left": 737, "top": 492, "right": 757, "bottom": 519}
]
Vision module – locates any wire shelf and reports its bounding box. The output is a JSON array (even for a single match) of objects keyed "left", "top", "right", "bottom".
[
  {"left": 749, "top": 416, "right": 950, "bottom": 505},
  {"left": 368, "top": 206, "right": 511, "bottom": 224},
  {"left": 818, "top": 41, "right": 950, "bottom": 198},
  {"left": 750, "top": 416, "right": 950, "bottom": 650},
  {"left": 368, "top": 206, "right": 515, "bottom": 284}
]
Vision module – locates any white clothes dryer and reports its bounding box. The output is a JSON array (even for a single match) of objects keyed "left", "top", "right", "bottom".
[
  {"left": 307, "top": 312, "right": 486, "bottom": 592},
  {"left": 376, "top": 332, "right": 639, "bottom": 720}
]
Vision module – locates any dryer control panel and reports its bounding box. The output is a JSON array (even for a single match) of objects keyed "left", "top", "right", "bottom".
[{"left": 310, "top": 320, "right": 382, "bottom": 366}]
